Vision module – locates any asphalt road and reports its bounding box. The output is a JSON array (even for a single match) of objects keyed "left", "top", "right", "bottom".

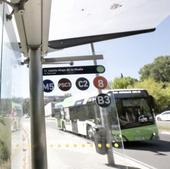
[
  {"left": 122, "top": 134, "right": 170, "bottom": 169},
  {"left": 116, "top": 120, "right": 170, "bottom": 169}
]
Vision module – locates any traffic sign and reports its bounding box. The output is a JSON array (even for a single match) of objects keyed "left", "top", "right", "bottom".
[
  {"left": 93, "top": 76, "right": 108, "bottom": 89},
  {"left": 76, "top": 77, "right": 90, "bottom": 90},
  {"left": 43, "top": 65, "right": 105, "bottom": 76},
  {"left": 43, "top": 79, "right": 54, "bottom": 92},
  {"left": 96, "top": 93, "right": 111, "bottom": 108},
  {"left": 58, "top": 78, "right": 72, "bottom": 91}
]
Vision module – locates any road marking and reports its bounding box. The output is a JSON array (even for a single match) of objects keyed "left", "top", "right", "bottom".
[{"left": 14, "top": 143, "right": 94, "bottom": 149}]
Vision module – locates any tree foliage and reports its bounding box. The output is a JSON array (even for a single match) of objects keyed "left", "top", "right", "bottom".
[
  {"left": 109, "top": 56, "right": 170, "bottom": 113},
  {"left": 134, "top": 78, "right": 170, "bottom": 112},
  {"left": 139, "top": 56, "right": 170, "bottom": 82},
  {"left": 111, "top": 76, "right": 137, "bottom": 89}
]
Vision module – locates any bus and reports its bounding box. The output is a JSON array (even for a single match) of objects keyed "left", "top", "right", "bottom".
[{"left": 54, "top": 89, "right": 159, "bottom": 142}]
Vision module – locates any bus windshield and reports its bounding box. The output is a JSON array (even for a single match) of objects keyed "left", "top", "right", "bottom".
[{"left": 116, "top": 98, "right": 154, "bottom": 129}]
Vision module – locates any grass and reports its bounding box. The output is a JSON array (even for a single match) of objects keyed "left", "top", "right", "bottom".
[{"left": 0, "top": 118, "right": 11, "bottom": 169}]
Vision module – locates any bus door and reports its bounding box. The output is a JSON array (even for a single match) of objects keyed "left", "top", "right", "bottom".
[
  {"left": 72, "top": 119, "right": 78, "bottom": 134},
  {"left": 64, "top": 108, "right": 72, "bottom": 132},
  {"left": 69, "top": 107, "right": 78, "bottom": 133},
  {"left": 76, "top": 105, "right": 91, "bottom": 136}
]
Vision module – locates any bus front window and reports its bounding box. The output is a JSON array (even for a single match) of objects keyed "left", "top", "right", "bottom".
[{"left": 118, "top": 98, "right": 154, "bottom": 129}]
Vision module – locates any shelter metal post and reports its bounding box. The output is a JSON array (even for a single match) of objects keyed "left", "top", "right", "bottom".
[
  {"left": 91, "top": 43, "right": 115, "bottom": 166},
  {"left": 29, "top": 47, "right": 48, "bottom": 169}
]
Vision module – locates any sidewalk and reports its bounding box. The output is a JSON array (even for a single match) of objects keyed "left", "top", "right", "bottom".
[
  {"left": 47, "top": 145, "right": 156, "bottom": 169},
  {"left": 11, "top": 124, "right": 30, "bottom": 169}
]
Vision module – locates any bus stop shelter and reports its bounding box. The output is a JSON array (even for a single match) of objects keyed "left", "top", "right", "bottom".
[{"left": 1, "top": 0, "right": 170, "bottom": 169}]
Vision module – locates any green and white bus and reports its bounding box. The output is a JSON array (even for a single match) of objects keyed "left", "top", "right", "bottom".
[{"left": 54, "top": 89, "right": 159, "bottom": 142}]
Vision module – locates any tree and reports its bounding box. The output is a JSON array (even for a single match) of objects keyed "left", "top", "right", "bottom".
[
  {"left": 163, "top": 83, "right": 170, "bottom": 110},
  {"left": 111, "top": 76, "right": 137, "bottom": 89},
  {"left": 139, "top": 56, "right": 170, "bottom": 82},
  {"left": 134, "top": 78, "right": 170, "bottom": 112}
]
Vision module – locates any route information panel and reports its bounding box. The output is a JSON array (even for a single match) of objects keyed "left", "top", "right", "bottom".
[{"left": 42, "top": 65, "right": 105, "bottom": 76}]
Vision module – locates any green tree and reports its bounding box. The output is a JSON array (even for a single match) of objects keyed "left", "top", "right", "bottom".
[
  {"left": 134, "top": 78, "right": 170, "bottom": 112},
  {"left": 163, "top": 83, "right": 170, "bottom": 109},
  {"left": 139, "top": 56, "right": 170, "bottom": 82},
  {"left": 111, "top": 76, "right": 137, "bottom": 89}
]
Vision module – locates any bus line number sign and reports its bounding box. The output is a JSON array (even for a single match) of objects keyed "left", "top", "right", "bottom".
[
  {"left": 93, "top": 76, "right": 108, "bottom": 89},
  {"left": 76, "top": 77, "right": 90, "bottom": 90},
  {"left": 58, "top": 78, "right": 72, "bottom": 91},
  {"left": 43, "top": 79, "right": 54, "bottom": 93},
  {"left": 96, "top": 93, "right": 111, "bottom": 108}
]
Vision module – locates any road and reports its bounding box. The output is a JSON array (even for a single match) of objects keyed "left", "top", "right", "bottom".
[
  {"left": 121, "top": 121, "right": 170, "bottom": 169},
  {"left": 121, "top": 134, "right": 170, "bottom": 169}
]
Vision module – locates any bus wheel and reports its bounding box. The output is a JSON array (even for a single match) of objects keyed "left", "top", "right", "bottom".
[{"left": 87, "top": 126, "right": 94, "bottom": 140}]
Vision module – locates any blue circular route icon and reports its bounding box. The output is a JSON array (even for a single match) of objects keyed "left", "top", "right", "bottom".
[{"left": 43, "top": 79, "right": 54, "bottom": 92}]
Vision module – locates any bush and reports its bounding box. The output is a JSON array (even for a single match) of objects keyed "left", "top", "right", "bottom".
[{"left": 0, "top": 118, "right": 10, "bottom": 167}]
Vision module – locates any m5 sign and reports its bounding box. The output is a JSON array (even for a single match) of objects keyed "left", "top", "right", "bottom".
[{"left": 43, "top": 79, "right": 54, "bottom": 92}]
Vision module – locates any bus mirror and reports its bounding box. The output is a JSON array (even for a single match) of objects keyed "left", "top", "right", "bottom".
[{"left": 94, "top": 127, "right": 107, "bottom": 155}]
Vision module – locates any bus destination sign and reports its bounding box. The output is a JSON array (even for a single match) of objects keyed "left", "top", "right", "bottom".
[{"left": 43, "top": 65, "right": 105, "bottom": 76}]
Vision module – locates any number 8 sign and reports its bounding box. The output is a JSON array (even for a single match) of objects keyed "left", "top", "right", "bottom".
[
  {"left": 93, "top": 76, "right": 108, "bottom": 89},
  {"left": 96, "top": 93, "right": 111, "bottom": 108}
]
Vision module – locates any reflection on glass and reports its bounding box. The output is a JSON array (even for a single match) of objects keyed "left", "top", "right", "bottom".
[
  {"left": 0, "top": 3, "right": 24, "bottom": 169},
  {"left": 0, "top": 4, "right": 11, "bottom": 169}
]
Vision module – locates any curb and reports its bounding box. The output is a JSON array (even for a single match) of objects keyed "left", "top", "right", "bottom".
[{"left": 114, "top": 151, "right": 157, "bottom": 169}]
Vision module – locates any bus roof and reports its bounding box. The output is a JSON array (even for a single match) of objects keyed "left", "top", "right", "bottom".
[{"left": 54, "top": 89, "right": 149, "bottom": 108}]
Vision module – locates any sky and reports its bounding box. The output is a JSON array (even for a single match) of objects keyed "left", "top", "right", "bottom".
[{"left": 13, "top": 3, "right": 170, "bottom": 98}]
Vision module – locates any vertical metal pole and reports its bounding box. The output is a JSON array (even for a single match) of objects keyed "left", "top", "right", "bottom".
[
  {"left": 91, "top": 43, "right": 104, "bottom": 125},
  {"left": 91, "top": 43, "right": 115, "bottom": 166},
  {"left": 29, "top": 47, "right": 48, "bottom": 169},
  {"left": 102, "top": 109, "right": 115, "bottom": 165},
  {"left": 91, "top": 43, "right": 97, "bottom": 65}
]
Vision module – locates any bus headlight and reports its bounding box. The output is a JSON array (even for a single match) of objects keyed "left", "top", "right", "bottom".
[{"left": 153, "top": 132, "right": 156, "bottom": 136}]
